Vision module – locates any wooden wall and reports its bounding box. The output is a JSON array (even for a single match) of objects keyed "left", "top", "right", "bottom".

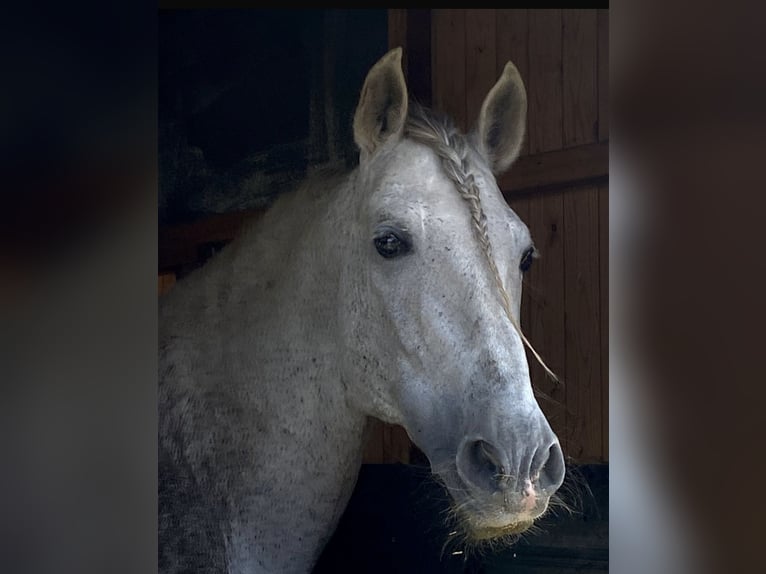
[
  {"left": 381, "top": 9, "right": 609, "bottom": 464},
  {"left": 158, "top": 9, "right": 609, "bottom": 466}
]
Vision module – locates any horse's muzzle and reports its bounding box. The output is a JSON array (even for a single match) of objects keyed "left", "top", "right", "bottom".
[
  {"left": 455, "top": 433, "right": 565, "bottom": 501},
  {"left": 445, "top": 432, "right": 565, "bottom": 539}
]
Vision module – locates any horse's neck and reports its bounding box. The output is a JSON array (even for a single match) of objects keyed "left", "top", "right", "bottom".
[{"left": 160, "top": 172, "right": 368, "bottom": 573}]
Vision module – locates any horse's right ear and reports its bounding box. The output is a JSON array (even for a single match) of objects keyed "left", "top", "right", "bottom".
[{"left": 353, "top": 47, "right": 409, "bottom": 159}]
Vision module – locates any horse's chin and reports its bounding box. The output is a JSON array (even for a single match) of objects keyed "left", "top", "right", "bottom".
[
  {"left": 465, "top": 518, "right": 535, "bottom": 541},
  {"left": 429, "top": 461, "right": 554, "bottom": 543},
  {"left": 447, "top": 488, "right": 547, "bottom": 542}
]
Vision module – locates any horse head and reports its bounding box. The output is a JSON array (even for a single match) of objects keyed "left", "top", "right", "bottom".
[{"left": 340, "top": 48, "right": 565, "bottom": 542}]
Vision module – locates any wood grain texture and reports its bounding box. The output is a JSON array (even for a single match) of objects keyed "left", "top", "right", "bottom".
[
  {"left": 563, "top": 184, "right": 602, "bottom": 462},
  {"left": 382, "top": 424, "right": 412, "bottom": 464},
  {"left": 465, "top": 10, "right": 496, "bottom": 127},
  {"left": 496, "top": 9, "right": 529, "bottom": 157},
  {"left": 563, "top": 9, "right": 598, "bottom": 147},
  {"left": 432, "top": 9, "right": 467, "bottom": 131},
  {"left": 528, "top": 9, "right": 563, "bottom": 154},
  {"left": 523, "top": 189, "right": 567, "bottom": 446},
  {"left": 362, "top": 418, "right": 385, "bottom": 464},
  {"left": 598, "top": 9, "right": 609, "bottom": 142},
  {"left": 599, "top": 182, "right": 609, "bottom": 461},
  {"left": 498, "top": 142, "right": 608, "bottom": 195}
]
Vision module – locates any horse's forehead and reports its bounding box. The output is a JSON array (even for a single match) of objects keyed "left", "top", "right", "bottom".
[
  {"left": 371, "top": 140, "right": 470, "bottom": 214},
  {"left": 371, "top": 140, "right": 529, "bottom": 243},
  {"left": 377, "top": 140, "right": 449, "bottom": 192}
]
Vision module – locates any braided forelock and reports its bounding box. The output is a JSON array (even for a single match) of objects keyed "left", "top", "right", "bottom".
[{"left": 404, "top": 103, "right": 558, "bottom": 383}]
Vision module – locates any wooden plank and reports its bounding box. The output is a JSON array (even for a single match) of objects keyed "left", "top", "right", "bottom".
[
  {"left": 598, "top": 9, "right": 609, "bottom": 142},
  {"left": 528, "top": 9, "right": 563, "bottom": 154},
  {"left": 563, "top": 184, "right": 602, "bottom": 462},
  {"left": 465, "top": 10, "right": 497, "bottom": 127},
  {"left": 388, "top": 10, "right": 408, "bottom": 71},
  {"left": 522, "top": 189, "right": 567, "bottom": 448},
  {"left": 498, "top": 142, "right": 608, "bottom": 195},
  {"left": 432, "top": 9, "right": 467, "bottom": 131},
  {"left": 496, "top": 9, "right": 530, "bottom": 157},
  {"left": 563, "top": 9, "right": 598, "bottom": 147},
  {"left": 599, "top": 182, "right": 608, "bottom": 461},
  {"left": 362, "top": 418, "right": 385, "bottom": 464},
  {"left": 382, "top": 424, "right": 412, "bottom": 464}
]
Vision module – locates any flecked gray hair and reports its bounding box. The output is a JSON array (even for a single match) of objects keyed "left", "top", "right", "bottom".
[{"left": 404, "top": 103, "right": 557, "bottom": 382}]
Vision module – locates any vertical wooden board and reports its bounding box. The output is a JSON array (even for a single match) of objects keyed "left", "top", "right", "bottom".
[
  {"left": 563, "top": 185, "right": 601, "bottom": 462},
  {"left": 362, "top": 418, "right": 385, "bottom": 464},
  {"left": 599, "top": 182, "right": 609, "bottom": 461},
  {"left": 432, "top": 9, "right": 467, "bottom": 131},
  {"left": 528, "top": 9, "right": 563, "bottom": 154},
  {"left": 388, "top": 10, "right": 408, "bottom": 75},
  {"left": 522, "top": 190, "right": 567, "bottom": 447},
  {"left": 465, "top": 10, "right": 496, "bottom": 126},
  {"left": 563, "top": 9, "right": 598, "bottom": 147},
  {"left": 598, "top": 9, "right": 609, "bottom": 142},
  {"left": 496, "top": 9, "right": 529, "bottom": 157},
  {"left": 382, "top": 424, "right": 412, "bottom": 464}
]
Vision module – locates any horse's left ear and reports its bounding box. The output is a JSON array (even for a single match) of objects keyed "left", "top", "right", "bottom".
[
  {"left": 473, "top": 61, "right": 527, "bottom": 175},
  {"left": 353, "top": 47, "right": 408, "bottom": 159}
]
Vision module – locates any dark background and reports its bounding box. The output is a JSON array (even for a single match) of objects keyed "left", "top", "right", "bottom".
[{"left": 159, "top": 9, "right": 387, "bottom": 224}]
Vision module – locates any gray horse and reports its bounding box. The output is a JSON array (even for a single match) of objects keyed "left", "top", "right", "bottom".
[{"left": 159, "top": 48, "right": 565, "bottom": 574}]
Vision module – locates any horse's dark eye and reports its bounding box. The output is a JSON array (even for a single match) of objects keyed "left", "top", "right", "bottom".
[
  {"left": 374, "top": 231, "right": 409, "bottom": 258},
  {"left": 520, "top": 247, "right": 535, "bottom": 272}
]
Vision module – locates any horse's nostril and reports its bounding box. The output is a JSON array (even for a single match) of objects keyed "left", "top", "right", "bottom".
[
  {"left": 537, "top": 442, "right": 565, "bottom": 493},
  {"left": 472, "top": 440, "right": 502, "bottom": 478},
  {"left": 458, "top": 439, "right": 509, "bottom": 492}
]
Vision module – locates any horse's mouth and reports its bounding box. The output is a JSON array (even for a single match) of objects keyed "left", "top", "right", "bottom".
[
  {"left": 447, "top": 487, "right": 547, "bottom": 541},
  {"left": 467, "top": 519, "right": 535, "bottom": 540}
]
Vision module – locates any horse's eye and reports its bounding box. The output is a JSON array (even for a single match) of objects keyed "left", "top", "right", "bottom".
[
  {"left": 374, "top": 231, "right": 410, "bottom": 258},
  {"left": 520, "top": 247, "right": 535, "bottom": 272}
]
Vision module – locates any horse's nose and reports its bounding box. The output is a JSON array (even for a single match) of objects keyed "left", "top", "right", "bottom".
[
  {"left": 456, "top": 436, "right": 565, "bottom": 495},
  {"left": 532, "top": 441, "right": 566, "bottom": 494}
]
